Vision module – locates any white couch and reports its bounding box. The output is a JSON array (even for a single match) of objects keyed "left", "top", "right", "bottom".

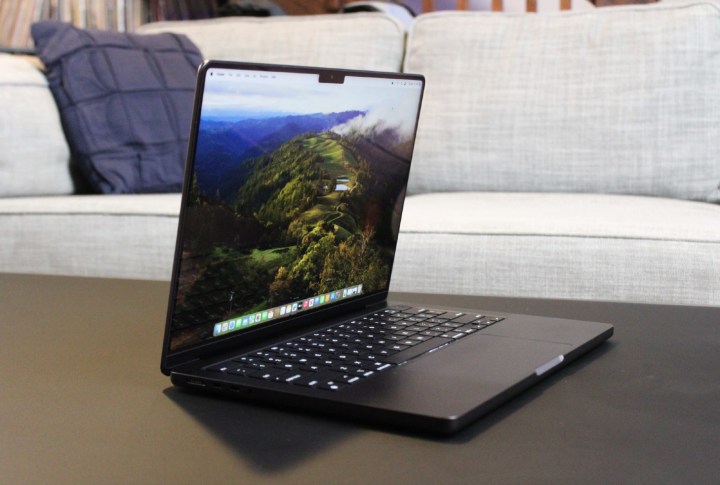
[{"left": 2, "top": 2, "right": 720, "bottom": 306}]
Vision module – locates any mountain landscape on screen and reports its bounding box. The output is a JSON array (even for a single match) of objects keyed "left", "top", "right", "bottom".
[
  {"left": 193, "top": 111, "right": 365, "bottom": 202},
  {"left": 170, "top": 109, "right": 414, "bottom": 350}
]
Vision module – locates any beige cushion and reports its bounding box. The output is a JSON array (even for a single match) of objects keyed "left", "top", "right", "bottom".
[
  {"left": 0, "top": 194, "right": 181, "bottom": 280},
  {"left": 392, "top": 192, "right": 720, "bottom": 306},
  {"left": 404, "top": 3, "right": 720, "bottom": 202},
  {"left": 138, "top": 13, "right": 406, "bottom": 72},
  {"left": 0, "top": 54, "right": 72, "bottom": 197}
]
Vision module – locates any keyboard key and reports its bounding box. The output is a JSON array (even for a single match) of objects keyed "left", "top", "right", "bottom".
[
  {"left": 314, "top": 371, "right": 354, "bottom": 390},
  {"left": 449, "top": 314, "right": 479, "bottom": 324},
  {"left": 333, "top": 374, "right": 362, "bottom": 384},
  {"left": 409, "top": 335, "right": 431, "bottom": 342},
  {"left": 293, "top": 375, "right": 321, "bottom": 387},
  {"left": 399, "top": 339, "right": 420, "bottom": 346},
  {"left": 414, "top": 313, "right": 437, "bottom": 319},
  {"left": 440, "top": 332, "right": 468, "bottom": 340},
  {"left": 396, "top": 329, "right": 416, "bottom": 337},
  {"left": 247, "top": 368, "right": 288, "bottom": 380},
  {"left": 424, "top": 310, "right": 448, "bottom": 317},
  {"left": 385, "top": 337, "right": 453, "bottom": 364},
  {"left": 473, "top": 317, "right": 505, "bottom": 327},
  {"left": 359, "top": 352, "right": 382, "bottom": 361},
  {"left": 381, "top": 316, "right": 402, "bottom": 323},
  {"left": 426, "top": 317, "right": 450, "bottom": 324},
  {"left": 404, "top": 307, "right": 429, "bottom": 314},
  {"left": 205, "top": 362, "right": 231, "bottom": 372},
  {"left": 386, "top": 334, "right": 405, "bottom": 341},
  {"left": 386, "top": 305, "right": 411, "bottom": 312},
  {"left": 317, "top": 382, "right": 344, "bottom": 391},
  {"left": 405, "top": 316, "right": 427, "bottom": 323},
  {"left": 420, "top": 330, "right": 443, "bottom": 337},
  {"left": 283, "top": 373, "right": 305, "bottom": 383},
  {"left": 227, "top": 367, "right": 247, "bottom": 376}
]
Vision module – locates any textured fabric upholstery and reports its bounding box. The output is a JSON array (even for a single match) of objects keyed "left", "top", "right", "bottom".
[
  {"left": 391, "top": 192, "right": 720, "bottom": 306},
  {"left": 31, "top": 22, "right": 202, "bottom": 194},
  {"left": 0, "top": 54, "right": 73, "bottom": 197},
  {"left": 0, "top": 194, "right": 181, "bottom": 280},
  {"left": 405, "top": 3, "right": 720, "bottom": 202},
  {"left": 137, "top": 13, "right": 406, "bottom": 72}
]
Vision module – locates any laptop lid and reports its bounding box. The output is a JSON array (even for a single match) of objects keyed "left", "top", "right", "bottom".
[{"left": 162, "top": 61, "right": 425, "bottom": 373}]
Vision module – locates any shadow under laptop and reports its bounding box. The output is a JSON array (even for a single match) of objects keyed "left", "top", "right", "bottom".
[{"left": 163, "top": 386, "right": 359, "bottom": 473}]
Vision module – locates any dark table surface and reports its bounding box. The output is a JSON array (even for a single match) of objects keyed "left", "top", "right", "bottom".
[{"left": 2, "top": 273, "right": 718, "bottom": 484}]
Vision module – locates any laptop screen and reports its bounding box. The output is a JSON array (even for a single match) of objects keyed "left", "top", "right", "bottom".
[{"left": 166, "top": 63, "right": 424, "bottom": 354}]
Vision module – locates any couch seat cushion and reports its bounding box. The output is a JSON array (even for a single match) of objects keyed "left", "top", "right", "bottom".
[
  {"left": 0, "top": 194, "right": 181, "bottom": 280},
  {"left": 391, "top": 192, "right": 720, "bottom": 306}
]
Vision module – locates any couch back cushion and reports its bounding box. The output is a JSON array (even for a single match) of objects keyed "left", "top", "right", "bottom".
[
  {"left": 138, "top": 13, "right": 406, "bottom": 72},
  {"left": 404, "top": 2, "right": 720, "bottom": 202},
  {"left": 0, "top": 54, "right": 73, "bottom": 197}
]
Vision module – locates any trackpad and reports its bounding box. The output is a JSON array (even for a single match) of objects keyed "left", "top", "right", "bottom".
[
  {"left": 407, "top": 333, "right": 572, "bottom": 390},
  {"left": 353, "top": 333, "right": 572, "bottom": 416},
  {"left": 482, "top": 314, "right": 612, "bottom": 346}
]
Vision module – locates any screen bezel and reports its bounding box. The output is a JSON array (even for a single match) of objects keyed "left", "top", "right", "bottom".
[{"left": 161, "top": 60, "right": 425, "bottom": 374}]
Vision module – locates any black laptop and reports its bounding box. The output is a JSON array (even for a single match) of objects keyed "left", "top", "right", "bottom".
[{"left": 161, "top": 60, "right": 613, "bottom": 435}]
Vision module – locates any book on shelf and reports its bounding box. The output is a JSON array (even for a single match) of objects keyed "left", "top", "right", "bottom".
[
  {"left": 0, "top": 0, "right": 218, "bottom": 52},
  {"left": 146, "top": 0, "right": 218, "bottom": 22}
]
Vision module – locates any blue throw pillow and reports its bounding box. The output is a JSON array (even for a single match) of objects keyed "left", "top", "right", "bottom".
[{"left": 31, "top": 21, "right": 202, "bottom": 193}]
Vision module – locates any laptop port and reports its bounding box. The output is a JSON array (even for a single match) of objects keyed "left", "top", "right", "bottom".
[{"left": 185, "top": 378, "right": 206, "bottom": 387}]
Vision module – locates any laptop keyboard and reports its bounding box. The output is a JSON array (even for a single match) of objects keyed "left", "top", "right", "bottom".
[{"left": 204, "top": 305, "right": 505, "bottom": 391}]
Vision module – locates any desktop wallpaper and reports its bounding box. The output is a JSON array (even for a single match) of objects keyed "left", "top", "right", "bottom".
[{"left": 168, "top": 69, "right": 422, "bottom": 352}]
